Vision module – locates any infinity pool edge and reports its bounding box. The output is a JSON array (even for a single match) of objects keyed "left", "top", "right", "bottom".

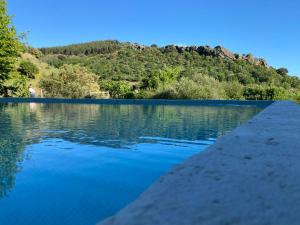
[{"left": 97, "top": 101, "right": 300, "bottom": 225}]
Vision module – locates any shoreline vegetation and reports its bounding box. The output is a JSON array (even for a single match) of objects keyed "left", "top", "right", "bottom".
[{"left": 1, "top": 0, "right": 299, "bottom": 102}]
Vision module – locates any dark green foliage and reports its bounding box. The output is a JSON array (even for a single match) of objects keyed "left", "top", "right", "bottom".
[
  {"left": 276, "top": 67, "right": 289, "bottom": 76},
  {"left": 243, "top": 85, "right": 289, "bottom": 100},
  {"left": 18, "top": 60, "right": 39, "bottom": 78},
  {"left": 2, "top": 71, "right": 29, "bottom": 97},
  {"left": 142, "top": 67, "right": 180, "bottom": 89},
  {"left": 0, "top": 0, "right": 23, "bottom": 94},
  {"left": 40, "top": 40, "right": 121, "bottom": 56},
  {"left": 100, "top": 80, "right": 133, "bottom": 98},
  {"left": 223, "top": 81, "right": 244, "bottom": 100}
]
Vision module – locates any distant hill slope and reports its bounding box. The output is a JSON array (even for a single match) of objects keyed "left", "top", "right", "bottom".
[
  {"left": 39, "top": 40, "right": 296, "bottom": 82},
  {"left": 38, "top": 40, "right": 300, "bottom": 101}
]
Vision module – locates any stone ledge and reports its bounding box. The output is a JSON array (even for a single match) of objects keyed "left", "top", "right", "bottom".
[{"left": 98, "top": 101, "right": 300, "bottom": 225}]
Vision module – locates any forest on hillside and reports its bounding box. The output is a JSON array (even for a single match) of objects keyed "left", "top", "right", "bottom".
[
  {"left": 38, "top": 41, "right": 300, "bottom": 101},
  {"left": 1, "top": 0, "right": 300, "bottom": 101}
]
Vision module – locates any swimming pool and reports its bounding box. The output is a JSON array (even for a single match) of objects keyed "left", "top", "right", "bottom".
[{"left": 0, "top": 101, "right": 266, "bottom": 225}]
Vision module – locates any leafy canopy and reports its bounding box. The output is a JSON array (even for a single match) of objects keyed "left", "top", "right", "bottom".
[
  {"left": 40, "top": 64, "right": 100, "bottom": 98},
  {"left": 0, "top": 0, "right": 23, "bottom": 93},
  {"left": 18, "top": 60, "right": 39, "bottom": 78}
]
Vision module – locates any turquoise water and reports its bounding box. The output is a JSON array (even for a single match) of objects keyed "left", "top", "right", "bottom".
[{"left": 0, "top": 103, "right": 262, "bottom": 225}]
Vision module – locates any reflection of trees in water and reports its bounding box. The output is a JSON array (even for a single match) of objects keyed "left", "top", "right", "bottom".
[
  {"left": 0, "top": 104, "right": 37, "bottom": 198},
  {"left": 40, "top": 104, "right": 261, "bottom": 147},
  {"left": 0, "top": 103, "right": 261, "bottom": 198}
]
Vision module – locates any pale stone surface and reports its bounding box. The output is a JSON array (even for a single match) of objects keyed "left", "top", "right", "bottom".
[{"left": 98, "top": 101, "right": 300, "bottom": 225}]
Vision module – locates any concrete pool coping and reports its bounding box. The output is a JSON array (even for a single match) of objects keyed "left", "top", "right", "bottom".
[{"left": 96, "top": 101, "right": 300, "bottom": 225}]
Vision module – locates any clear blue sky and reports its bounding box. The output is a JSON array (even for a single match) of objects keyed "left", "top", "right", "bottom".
[{"left": 7, "top": 0, "right": 300, "bottom": 76}]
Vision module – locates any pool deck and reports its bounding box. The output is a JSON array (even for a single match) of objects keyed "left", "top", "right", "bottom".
[{"left": 98, "top": 101, "right": 300, "bottom": 225}]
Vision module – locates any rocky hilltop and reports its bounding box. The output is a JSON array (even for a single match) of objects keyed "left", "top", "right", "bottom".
[
  {"left": 128, "top": 42, "right": 269, "bottom": 68},
  {"left": 41, "top": 40, "right": 269, "bottom": 68},
  {"left": 161, "top": 45, "right": 268, "bottom": 67}
]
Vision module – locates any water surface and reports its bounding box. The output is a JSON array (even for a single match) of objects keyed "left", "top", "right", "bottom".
[{"left": 0, "top": 103, "right": 262, "bottom": 225}]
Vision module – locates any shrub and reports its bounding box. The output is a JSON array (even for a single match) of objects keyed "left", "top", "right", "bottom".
[
  {"left": 142, "top": 66, "right": 180, "bottom": 90},
  {"left": 153, "top": 75, "right": 227, "bottom": 100},
  {"left": 243, "top": 85, "right": 266, "bottom": 100},
  {"left": 25, "top": 46, "right": 43, "bottom": 58},
  {"left": 223, "top": 81, "right": 244, "bottom": 99},
  {"left": 100, "top": 80, "right": 132, "bottom": 98},
  {"left": 189, "top": 74, "right": 226, "bottom": 99},
  {"left": 2, "top": 71, "right": 29, "bottom": 97},
  {"left": 40, "top": 64, "right": 100, "bottom": 98},
  {"left": 18, "top": 60, "right": 39, "bottom": 78},
  {"left": 243, "top": 85, "right": 289, "bottom": 100}
]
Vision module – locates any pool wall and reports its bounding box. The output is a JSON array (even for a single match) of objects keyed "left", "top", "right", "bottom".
[
  {"left": 0, "top": 98, "right": 273, "bottom": 108},
  {"left": 97, "top": 101, "right": 300, "bottom": 225}
]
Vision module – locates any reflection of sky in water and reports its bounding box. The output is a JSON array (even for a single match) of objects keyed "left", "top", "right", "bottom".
[{"left": 0, "top": 103, "right": 263, "bottom": 225}]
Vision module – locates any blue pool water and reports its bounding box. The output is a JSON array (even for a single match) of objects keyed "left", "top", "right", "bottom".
[{"left": 0, "top": 102, "right": 263, "bottom": 225}]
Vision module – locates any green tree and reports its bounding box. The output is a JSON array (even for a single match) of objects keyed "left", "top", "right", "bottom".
[
  {"left": 223, "top": 81, "right": 244, "bottom": 99},
  {"left": 100, "top": 80, "right": 133, "bottom": 98},
  {"left": 142, "top": 66, "right": 180, "bottom": 90},
  {"left": 18, "top": 60, "right": 39, "bottom": 78},
  {"left": 243, "top": 85, "right": 266, "bottom": 100},
  {"left": 276, "top": 68, "right": 288, "bottom": 76},
  {"left": 0, "top": 0, "right": 23, "bottom": 94},
  {"left": 40, "top": 64, "right": 100, "bottom": 98},
  {"left": 2, "top": 71, "right": 28, "bottom": 97}
]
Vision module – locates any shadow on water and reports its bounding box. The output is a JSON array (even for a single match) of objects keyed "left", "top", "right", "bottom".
[{"left": 0, "top": 103, "right": 262, "bottom": 225}]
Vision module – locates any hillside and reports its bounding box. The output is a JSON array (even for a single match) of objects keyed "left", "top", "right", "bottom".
[
  {"left": 40, "top": 40, "right": 287, "bottom": 82},
  {"left": 37, "top": 40, "right": 300, "bottom": 101}
]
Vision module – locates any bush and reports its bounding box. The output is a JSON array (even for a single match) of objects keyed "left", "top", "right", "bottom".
[
  {"left": 142, "top": 66, "right": 180, "bottom": 90},
  {"left": 25, "top": 46, "right": 43, "bottom": 58},
  {"left": 243, "top": 85, "right": 289, "bottom": 100},
  {"left": 2, "top": 72, "right": 29, "bottom": 97},
  {"left": 40, "top": 64, "right": 100, "bottom": 98},
  {"left": 18, "top": 61, "right": 39, "bottom": 78},
  {"left": 189, "top": 74, "right": 226, "bottom": 99},
  {"left": 223, "top": 81, "right": 244, "bottom": 99},
  {"left": 100, "top": 80, "right": 132, "bottom": 98},
  {"left": 153, "top": 75, "right": 226, "bottom": 100},
  {"left": 175, "top": 78, "right": 209, "bottom": 99},
  {"left": 153, "top": 85, "right": 177, "bottom": 99},
  {"left": 243, "top": 85, "right": 266, "bottom": 100}
]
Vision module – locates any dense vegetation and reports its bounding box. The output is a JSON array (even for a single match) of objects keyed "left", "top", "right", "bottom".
[
  {"left": 0, "top": 0, "right": 25, "bottom": 96},
  {"left": 0, "top": 0, "right": 299, "bottom": 101},
  {"left": 40, "top": 64, "right": 100, "bottom": 98},
  {"left": 39, "top": 41, "right": 300, "bottom": 101}
]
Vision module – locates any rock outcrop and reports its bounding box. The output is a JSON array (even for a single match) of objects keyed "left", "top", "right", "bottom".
[
  {"left": 160, "top": 45, "right": 269, "bottom": 68},
  {"left": 129, "top": 43, "right": 147, "bottom": 50}
]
